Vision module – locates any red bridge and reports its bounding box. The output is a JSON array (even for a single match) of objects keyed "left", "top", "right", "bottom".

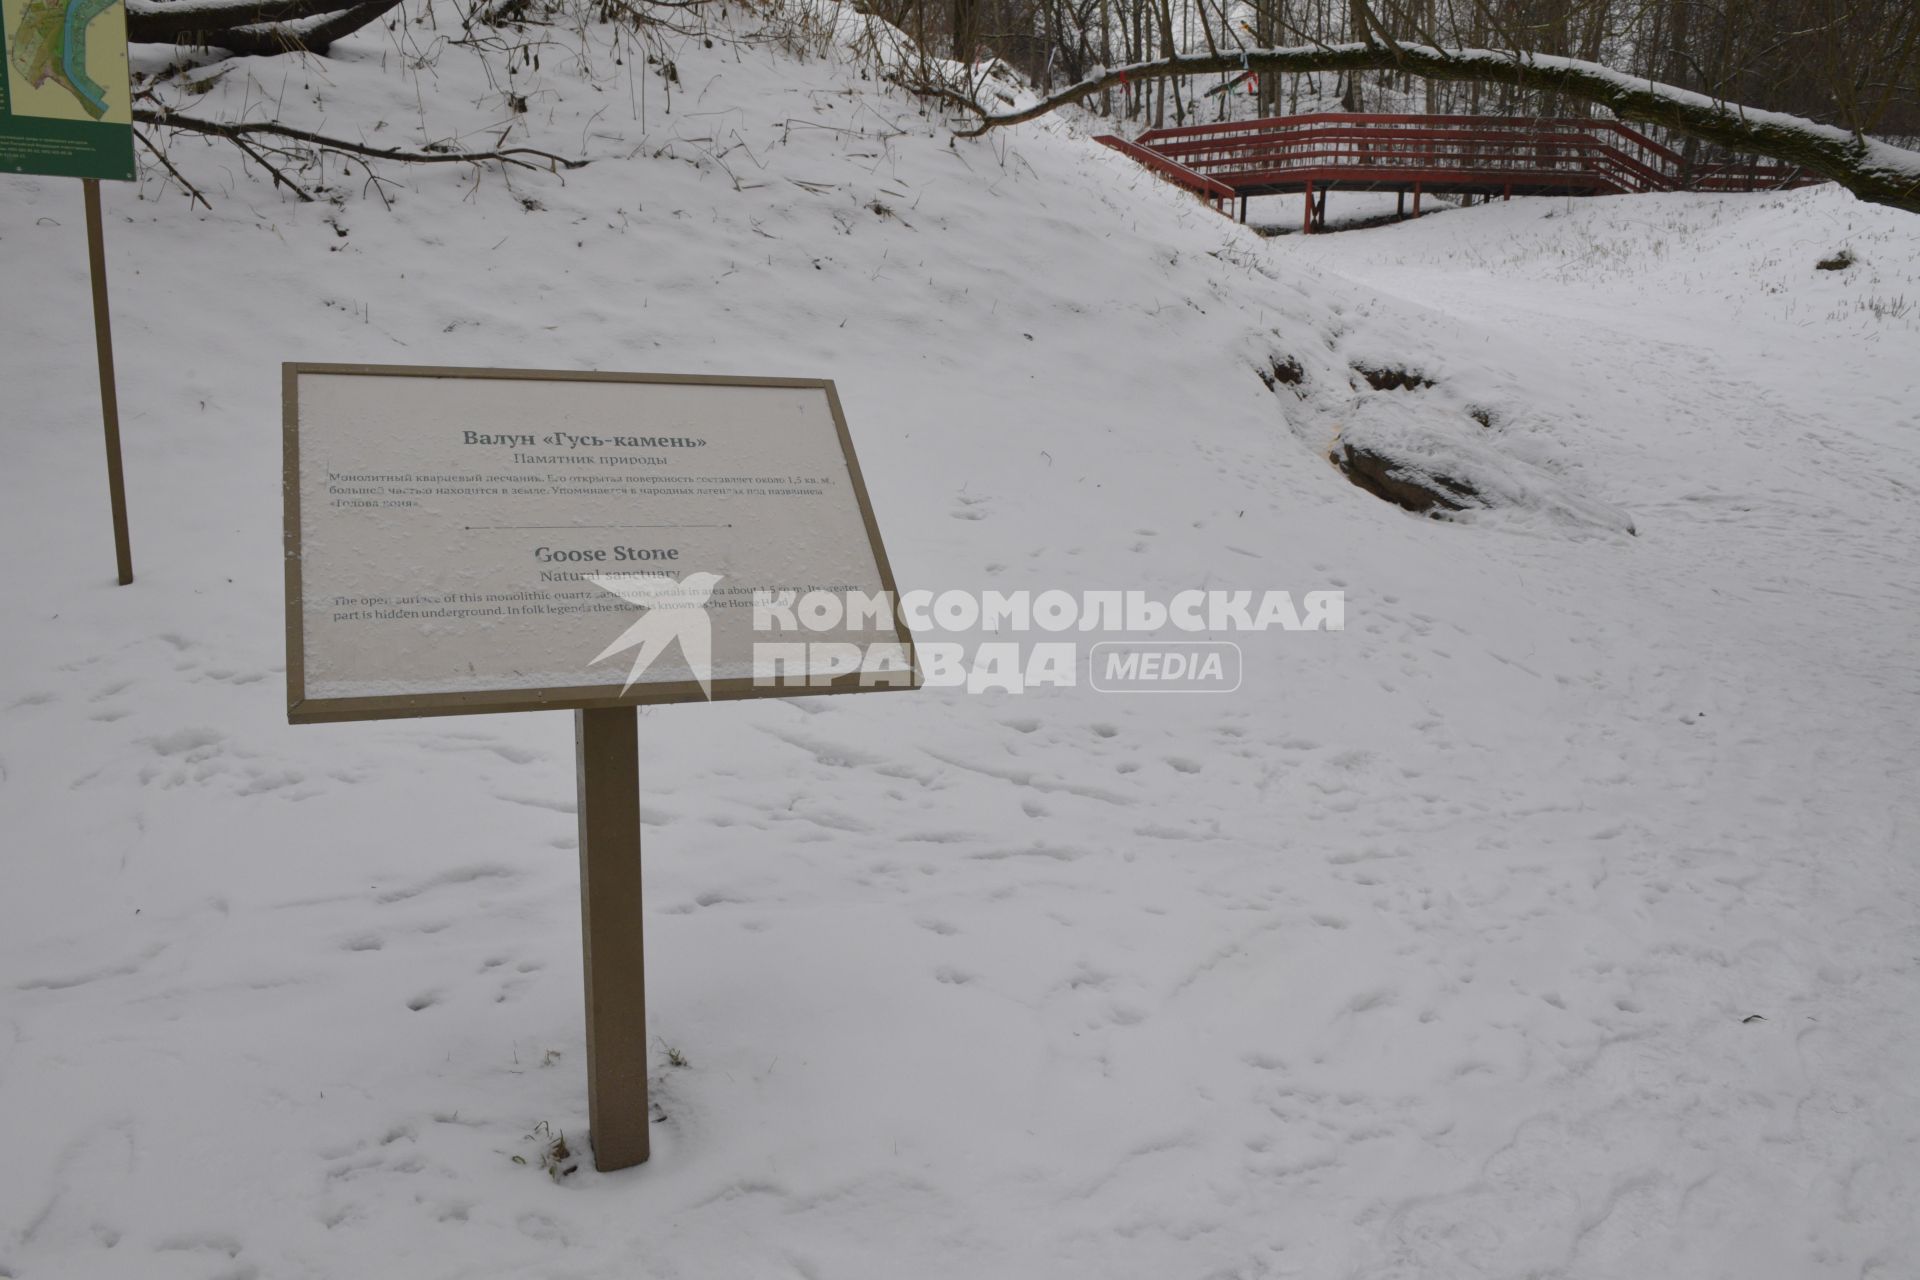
[{"left": 1095, "top": 113, "right": 1818, "bottom": 230}]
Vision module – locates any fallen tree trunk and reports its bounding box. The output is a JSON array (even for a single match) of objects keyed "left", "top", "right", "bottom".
[
  {"left": 126, "top": 0, "right": 403, "bottom": 53},
  {"left": 955, "top": 42, "right": 1920, "bottom": 215}
]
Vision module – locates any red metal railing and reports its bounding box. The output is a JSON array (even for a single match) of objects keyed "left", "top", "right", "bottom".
[
  {"left": 1100, "top": 113, "right": 1815, "bottom": 212},
  {"left": 1092, "top": 133, "right": 1237, "bottom": 210}
]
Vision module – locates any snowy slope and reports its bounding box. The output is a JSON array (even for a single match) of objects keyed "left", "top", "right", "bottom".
[{"left": 3, "top": 8, "right": 1919, "bottom": 1278}]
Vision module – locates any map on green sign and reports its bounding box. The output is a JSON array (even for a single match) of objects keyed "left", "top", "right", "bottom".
[
  {"left": 9, "top": 0, "right": 119, "bottom": 119},
  {"left": 0, "top": 0, "right": 133, "bottom": 179}
]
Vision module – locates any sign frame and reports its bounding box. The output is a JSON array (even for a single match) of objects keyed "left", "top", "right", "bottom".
[
  {"left": 0, "top": 0, "right": 136, "bottom": 181},
  {"left": 283, "top": 362, "right": 916, "bottom": 725}
]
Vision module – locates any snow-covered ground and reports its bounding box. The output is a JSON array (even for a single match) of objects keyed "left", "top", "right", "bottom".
[{"left": 3, "top": 9, "right": 1918, "bottom": 1278}]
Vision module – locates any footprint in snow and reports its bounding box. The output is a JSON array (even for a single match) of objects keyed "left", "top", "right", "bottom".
[
  {"left": 197, "top": 668, "right": 270, "bottom": 687},
  {"left": 146, "top": 727, "right": 226, "bottom": 758},
  {"left": 420, "top": 736, "right": 543, "bottom": 764},
  {"left": 154, "top": 1232, "right": 243, "bottom": 1261}
]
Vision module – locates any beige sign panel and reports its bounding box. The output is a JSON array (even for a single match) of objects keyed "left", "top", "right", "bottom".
[{"left": 285, "top": 365, "right": 913, "bottom": 723}]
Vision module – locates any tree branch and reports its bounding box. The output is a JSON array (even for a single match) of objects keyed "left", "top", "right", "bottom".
[
  {"left": 957, "top": 41, "right": 1920, "bottom": 214},
  {"left": 133, "top": 125, "right": 213, "bottom": 209},
  {"left": 227, "top": 130, "right": 318, "bottom": 199},
  {"left": 133, "top": 106, "right": 589, "bottom": 173}
]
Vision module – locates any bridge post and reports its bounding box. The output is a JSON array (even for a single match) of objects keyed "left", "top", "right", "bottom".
[
  {"left": 1413, "top": 182, "right": 1423, "bottom": 218},
  {"left": 1302, "top": 180, "right": 1313, "bottom": 236}
]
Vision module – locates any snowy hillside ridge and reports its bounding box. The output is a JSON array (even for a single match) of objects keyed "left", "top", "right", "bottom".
[
  {"left": 6, "top": 5, "right": 1920, "bottom": 1278},
  {"left": 120, "top": 0, "right": 1673, "bottom": 536}
]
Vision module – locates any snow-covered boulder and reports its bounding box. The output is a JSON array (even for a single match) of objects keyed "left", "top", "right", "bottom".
[{"left": 1333, "top": 393, "right": 1638, "bottom": 535}]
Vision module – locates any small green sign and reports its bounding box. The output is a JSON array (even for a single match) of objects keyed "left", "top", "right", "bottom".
[{"left": 0, "top": 0, "right": 133, "bottom": 180}]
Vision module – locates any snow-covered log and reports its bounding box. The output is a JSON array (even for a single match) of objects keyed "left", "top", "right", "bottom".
[
  {"left": 126, "top": 0, "right": 403, "bottom": 53},
  {"left": 957, "top": 42, "right": 1920, "bottom": 215}
]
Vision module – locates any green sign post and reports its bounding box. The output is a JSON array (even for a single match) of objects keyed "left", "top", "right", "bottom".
[{"left": 2, "top": 0, "right": 135, "bottom": 583}]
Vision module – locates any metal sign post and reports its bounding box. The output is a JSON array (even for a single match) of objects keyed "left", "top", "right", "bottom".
[
  {"left": 3, "top": 0, "right": 138, "bottom": 583},
  {"left": 575, "top": 705, "right": 651, "bottom": 1169},
  {"left": 83, "top": 178, "right": 132, "bottom": 584}
]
